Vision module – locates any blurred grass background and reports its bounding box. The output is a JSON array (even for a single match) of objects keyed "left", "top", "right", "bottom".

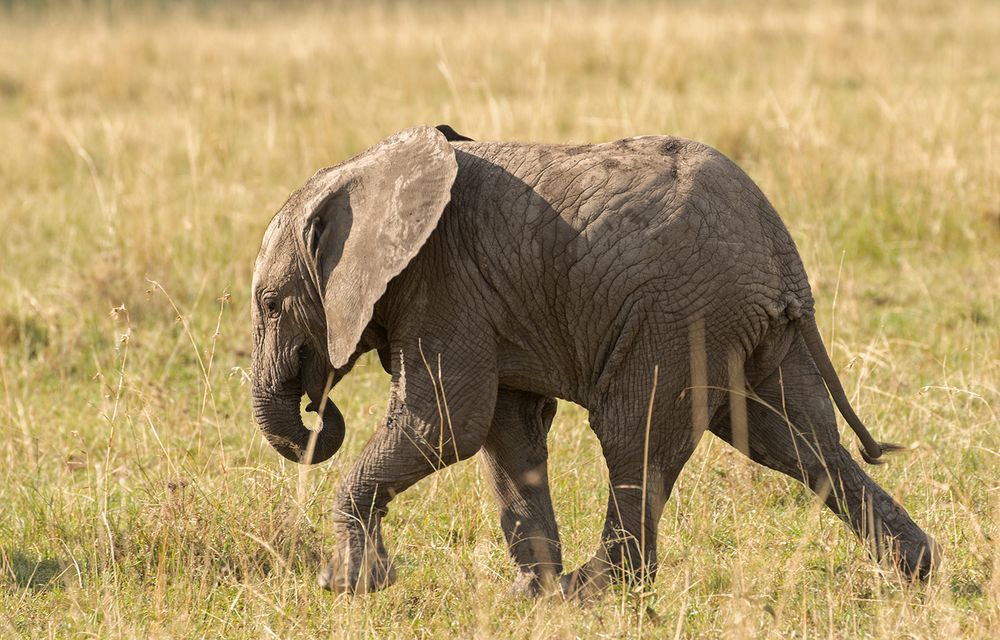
[{"left": 0, "top": 1, "right": 997, "bottom": 637}]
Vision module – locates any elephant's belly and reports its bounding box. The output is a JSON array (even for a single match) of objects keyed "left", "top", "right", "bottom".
[{"left": 495, "top": 342, "right": 590, "bottom": 406}]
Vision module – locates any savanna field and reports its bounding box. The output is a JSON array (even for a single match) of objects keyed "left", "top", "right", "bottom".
[{"left": 1, "top": 1, "right": 998, "bottom": 637}]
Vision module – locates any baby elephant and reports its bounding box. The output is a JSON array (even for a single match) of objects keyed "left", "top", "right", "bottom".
[{"left": 250, "top": 125, "right": 936, "bottom": 597}]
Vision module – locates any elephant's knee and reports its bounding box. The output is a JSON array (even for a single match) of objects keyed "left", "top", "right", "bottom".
[{"left": 415, "top": 414, "right": 489, "bottom": 463}]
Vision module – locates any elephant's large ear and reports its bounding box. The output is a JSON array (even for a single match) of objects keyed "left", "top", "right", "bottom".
[{"left": 303, "top": 126, "right": 458, "bottom": 369}]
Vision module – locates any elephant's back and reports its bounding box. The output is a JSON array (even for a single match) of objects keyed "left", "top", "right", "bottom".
[
  {"left": 451, "top": 135, "right": 782, "bottom": 240},
  {"left": 454, "top": 137, "right": 808, "bottom": 289},
  {"left": 443, "top": 137, "right": 814, "bottom": 395}
]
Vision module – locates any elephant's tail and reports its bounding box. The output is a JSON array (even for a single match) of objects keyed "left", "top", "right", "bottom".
[{"left": 798, "top": 314, "right": 905, "bottom": 465}]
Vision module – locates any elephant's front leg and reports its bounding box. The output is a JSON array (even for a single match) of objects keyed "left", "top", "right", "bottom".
[
  {"left": 319, "top": 347, "right": 498, "bottom": 593},
  {"left": 481, "top": 390, "right": 562, "bottom": 596}
]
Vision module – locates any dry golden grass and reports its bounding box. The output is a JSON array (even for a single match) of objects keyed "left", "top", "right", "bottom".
[{"left": 1, "top": 1, "right": 998, "bottom": 637}]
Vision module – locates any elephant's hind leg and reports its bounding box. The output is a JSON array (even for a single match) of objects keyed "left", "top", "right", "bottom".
[
  {"left": 562, "top": 366, "right": 720, "bottom": 600},
  {"left": 710, "top": 334, "right": 937, "bottom": 579},
  {"left": 482, "top": 389, "right": 562, "bottom": 596}
]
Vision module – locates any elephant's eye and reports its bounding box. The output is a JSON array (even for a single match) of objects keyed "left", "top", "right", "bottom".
[{"left": 263, "top": 295, "right": 280, "bottom": 319}]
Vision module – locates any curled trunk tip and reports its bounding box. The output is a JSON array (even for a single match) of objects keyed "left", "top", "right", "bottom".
[{"left": 252, "top": 389, "right": 345, "bottom": 464}]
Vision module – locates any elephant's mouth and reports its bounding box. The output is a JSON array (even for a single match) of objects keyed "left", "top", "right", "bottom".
[{"left": 304, "top": 396, "right": 336, "bottom": 415}]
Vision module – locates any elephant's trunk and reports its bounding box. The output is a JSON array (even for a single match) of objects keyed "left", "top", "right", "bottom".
[{"left": 251, "top": 377, "right": 345, "bottom": 464}]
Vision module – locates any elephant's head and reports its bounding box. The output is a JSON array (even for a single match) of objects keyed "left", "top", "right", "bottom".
[{"left": 250, "top": 126, "right": 459, "bottom": 463}]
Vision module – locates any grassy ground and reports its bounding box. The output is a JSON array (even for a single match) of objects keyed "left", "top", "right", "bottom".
[{"left": 1, "top": 1, "right": 998, "bottom": 637}]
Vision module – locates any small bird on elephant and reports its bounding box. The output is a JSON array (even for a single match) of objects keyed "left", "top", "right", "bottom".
[{"left": 249, "top": 124, "right": 937, "bottom": 598}]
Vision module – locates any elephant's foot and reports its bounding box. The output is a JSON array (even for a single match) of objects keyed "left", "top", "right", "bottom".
[
  {"left": 510, "top": 569, "right": 542, "bottom": 597},
  {"left": 818, "top": 457, "right": 940, "bottom": 581},
  {"left": 509, "top": 566, "right": 561, "bottom": 598},
  {"left": 856, "top": 485, "right": 940, "bottom": 580},
  {"left": 560, "top": 559, "right": 612, "bottom": 601},
  {"left": 561, "top": 544, "right": 657, "bottom": 601},
  {"left": 884, "top": 531, "right": 940, "bottom": 581},
  {"left": 317, "top": 538, "right": 395, "bottom": 594},
  {"left": 560, "top": 547, "right": 626, "bottom": 602}
]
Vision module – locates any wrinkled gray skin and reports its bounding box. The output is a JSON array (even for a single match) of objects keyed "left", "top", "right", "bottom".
[{"left": 251, "top": 126, "right": 937, "bottom": 598}]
